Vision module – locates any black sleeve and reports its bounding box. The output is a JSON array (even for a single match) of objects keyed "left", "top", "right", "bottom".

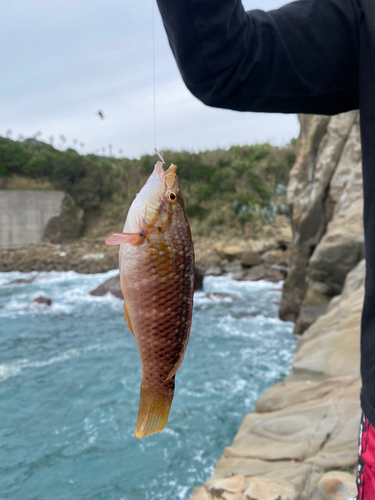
[{"left": 156, "top": 0, "right": 361, "bottom": 115}]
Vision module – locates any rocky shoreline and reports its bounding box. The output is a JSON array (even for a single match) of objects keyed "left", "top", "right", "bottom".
[
  {"left": 190, "top": 260, "right": 364, "bottom": 500},
  {"left": 187, "top": 110, "right": 365, "bottom": 500}
]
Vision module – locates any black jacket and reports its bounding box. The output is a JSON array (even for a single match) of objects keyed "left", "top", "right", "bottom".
[{"left": 156, "top": 0, "right": 375, "bottom": 425}]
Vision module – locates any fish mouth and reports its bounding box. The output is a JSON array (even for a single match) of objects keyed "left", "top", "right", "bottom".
[
  {"left": 166, "top": 164, "right": 177, "bottom": 175},
  {"left": 154, "top": 162, "right": 177, "bottom": 177}
]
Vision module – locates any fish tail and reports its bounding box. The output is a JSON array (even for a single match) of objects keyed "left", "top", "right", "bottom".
[{"left": 135, "top": 380, "right": 174, "bottom": 439}]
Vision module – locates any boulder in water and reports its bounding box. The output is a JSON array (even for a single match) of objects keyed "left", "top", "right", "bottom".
[
  {"left": 4, "top": 276, "right": 37, "bottom": 286},
  {"left": 89, "top": 275, "right": 123, "bottom": 299},
  {"left": 31, "top": 296, "right": 52, "bottom": 306}
]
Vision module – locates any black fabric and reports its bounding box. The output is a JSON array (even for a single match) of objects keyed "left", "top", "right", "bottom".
[{"left": 156, "top": 0, "right": 375, "bottom": 426}]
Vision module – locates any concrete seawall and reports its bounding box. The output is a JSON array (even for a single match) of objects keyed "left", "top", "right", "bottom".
[{"left": 0, "top": 191, "right": 64, "bottom": 248}]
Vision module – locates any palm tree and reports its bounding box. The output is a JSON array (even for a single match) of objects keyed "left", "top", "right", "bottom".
[
  {"left": 59, "top": 134, "right": 67, "bottom": 149},
  {"left": 5, "top": 129, "right": 12, "bottom": 138},
  {"left": 49, "top": 135, "right": 54, "bottom": 146}
]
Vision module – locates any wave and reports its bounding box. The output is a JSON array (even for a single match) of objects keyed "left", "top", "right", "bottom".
[{"left": 0, "top": 344, "right": 116, "bottom": 383}]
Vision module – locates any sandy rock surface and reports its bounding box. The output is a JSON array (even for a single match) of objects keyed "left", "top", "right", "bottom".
[{"left": 189, "top": 259, "right": 364, "bottom": 500}]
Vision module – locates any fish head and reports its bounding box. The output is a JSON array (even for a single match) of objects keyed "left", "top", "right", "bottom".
[{"left": 124, "top": 161, "right": 186, "bottom": 233}]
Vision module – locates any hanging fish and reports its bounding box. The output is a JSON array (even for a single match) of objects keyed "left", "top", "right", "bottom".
[{"left": 105, "top": 156, "right": 194, "bottom": 438}]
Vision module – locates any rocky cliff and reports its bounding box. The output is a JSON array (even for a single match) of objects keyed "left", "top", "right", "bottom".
[
  {"left": 190, "top": 259, "right": 364, "bottom": 500},
  {"left": 279, "top": 112, "right": 363, "bottom": 334},
  {"left": 189, "top": 113, "right": 365, "bottom": 500}
]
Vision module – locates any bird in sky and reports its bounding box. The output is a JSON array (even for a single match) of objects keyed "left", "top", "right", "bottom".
[{"left": 97, "top": 110, "right": 105, "bottom": 119}]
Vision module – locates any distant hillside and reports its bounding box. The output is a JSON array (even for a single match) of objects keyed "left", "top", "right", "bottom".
[{"left": 0, "top": 136, "right": 296, "bottom": 239}]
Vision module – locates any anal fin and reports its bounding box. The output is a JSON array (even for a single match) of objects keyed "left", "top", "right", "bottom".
[
  {"left": 164, "top": 351, "right": 185, "bottom": 382},
  {"left": 124, "top": 302, "right": 134, "bottom": 337}
]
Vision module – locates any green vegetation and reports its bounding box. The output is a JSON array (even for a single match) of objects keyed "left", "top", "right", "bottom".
[{"left": 0, "top": 136, "right": 296, "bottom": 237}]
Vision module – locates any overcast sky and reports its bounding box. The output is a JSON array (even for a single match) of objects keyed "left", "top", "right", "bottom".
[{"left": 0, "top": 0, "right": 299, "bottom": 159}]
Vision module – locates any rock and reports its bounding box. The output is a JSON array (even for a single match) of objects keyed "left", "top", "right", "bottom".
[
  {"left": 205, "top": 265, "right": 223, "bottom": 276},
  {"left": 261, "top": 249, "right": 289, "bottom": 267},
  {"left": 81, "top": 253, "right": 105, "bottom": 260},
  {"left": 89, "top": 275, "right": 123, "bottom": 299},
  {"left": 189, "top": 258, "right": 363, "bottom": 500},
  {"left": 249, "top": 238, "right": 279, "bottom": 255},
  {"left": 328, "top": 258, "right": 365, "bottom": 311},
  {"left": 275, "top": 226, "right": 293, "bottom": 248},
  {"left": 235, "top": 264, "right": 287, "bottom": 283},
  {"left": 244, "top": 477, "right": 297, "bottom": 500},
  {"left": 43, "top": 193, "right": 84, "bottom": 244},
  {"left": 4, "top": 276, "right": 37, "bottom": 285},
  {"left": 203, "top": 293, "right": 239, "bottom": 302},
  {"left": 223, "top": 262, "right": 242, "bottom": 274},
  {"left": 311, "top": 471, "right": 356, "bottom": 500},
  {"left": 190, "top": 487, "right": 212, "bottom": 500},
  {"left": 279, "top": 111, "right": 361, "bottom": 327},
  {"left": 31, "top": 296, "right": 52, "bottom": 306},
  {"left": 241, "top": 251, "right": 263, "bottom": 267},
  {"left": 288, "top": 287, "right": 362, "bottom": 382},
  {"left": 195, "top": 266, "right": 204, "bottom": 291},
  {"left": 214, "top": 245, "right": 245, "bottom": 261}
]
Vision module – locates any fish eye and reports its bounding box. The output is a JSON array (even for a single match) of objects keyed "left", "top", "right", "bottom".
[{"left": 166, "top": 190, "right": 177, "bottom": 203}]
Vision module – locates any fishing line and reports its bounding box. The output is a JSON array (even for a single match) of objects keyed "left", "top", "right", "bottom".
[
  {"left": 152, "top": 0, "right": 157, "bottom": 152},
  {"left": 152, "top": 0, "right": 165, "bottom": 165}
]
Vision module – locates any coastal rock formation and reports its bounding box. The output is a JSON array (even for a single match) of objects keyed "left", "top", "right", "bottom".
[
  {"left": 189, "top": 259, "right": 365, "bottom": 500},
  {"left": 279, "top": 111, "right": 363, "bottom": 333}
]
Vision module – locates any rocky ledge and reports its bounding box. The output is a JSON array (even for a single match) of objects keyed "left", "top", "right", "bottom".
[{"left": 190, "top": 259, "right": 365, "bottom": 500}]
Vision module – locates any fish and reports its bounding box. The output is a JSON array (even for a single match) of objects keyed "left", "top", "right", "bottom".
[{"left": 105, "top": 158, "right": 195, "bottom": 438}]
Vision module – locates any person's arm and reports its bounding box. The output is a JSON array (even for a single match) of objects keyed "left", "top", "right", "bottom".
[{"left": 156, "top": 0, "right": 361, "bottom": 115}]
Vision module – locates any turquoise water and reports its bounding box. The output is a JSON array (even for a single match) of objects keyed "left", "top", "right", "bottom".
[{"left": 0, "top": 271, "right": 295, "bottom": 500}]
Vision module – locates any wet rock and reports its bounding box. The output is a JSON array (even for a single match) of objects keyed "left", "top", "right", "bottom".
[
  {"left": 235, "top": 264, "right": 287, "bottom": 283},
  {"left": 4, "top": 276, "right": 37, "bottom": 286},
  {"left": 203, "top": 293, "right": 239, "bottom": 302},
  {"left": 89, "top": 275, "right": 123, "bottom": 299},
  {"left": 31, "top": 296, "right": 52, "bottom": 306}
]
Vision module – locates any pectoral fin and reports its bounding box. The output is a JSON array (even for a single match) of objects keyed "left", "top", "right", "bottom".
[{"left": 104, "top": 232, "right": 145, "bottom": 246}]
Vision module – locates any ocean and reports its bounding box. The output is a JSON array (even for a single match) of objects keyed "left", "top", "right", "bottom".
[{"left": 0, "top": 270, "right": 296, "bottom": 500}]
